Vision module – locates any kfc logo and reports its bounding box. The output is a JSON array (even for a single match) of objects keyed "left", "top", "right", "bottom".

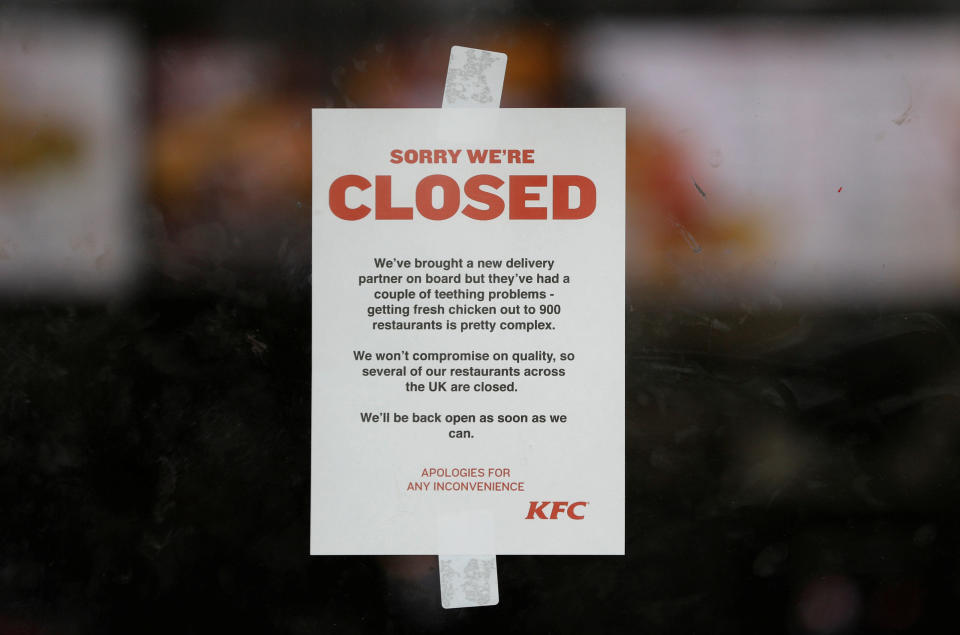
[{"left": 525, "top": 501, "right": 587, "bottom": 520}]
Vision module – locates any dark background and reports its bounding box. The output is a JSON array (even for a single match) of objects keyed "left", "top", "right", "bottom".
[{"left": 1, "top": 1, "right": 959, "bottom": 633}]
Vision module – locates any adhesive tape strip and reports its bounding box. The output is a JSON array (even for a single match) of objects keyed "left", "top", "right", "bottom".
[
  {"left": 442, "top": 45, "right": 507, "bottom": 108},
  {"left": 437, "top": 45, "right": 506, "bottom": 609},
  {"left": 437, "top": 511, "right": 499, "bottom": 608}
]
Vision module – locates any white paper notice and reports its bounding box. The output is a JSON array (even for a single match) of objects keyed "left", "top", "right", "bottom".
[{"left": 311, "top": 108, "right": 624, "bottom": 555}]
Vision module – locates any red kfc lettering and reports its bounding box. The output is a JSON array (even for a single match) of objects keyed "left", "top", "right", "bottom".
[{"left": 525, "top": 501, "right": 588, "bottom": 519}]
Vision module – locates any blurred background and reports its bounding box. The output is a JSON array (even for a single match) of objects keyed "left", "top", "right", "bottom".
[{"left": 1, "top": 1, "right": 959, "bottom": 633}]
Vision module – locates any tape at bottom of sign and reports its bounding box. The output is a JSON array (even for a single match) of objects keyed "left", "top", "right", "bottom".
[
  {"left": 437, "top": 510, "right": 499, "bottom": 608},
  {"left": 439, "top": 556, "right": 499, "bottom": 608}
]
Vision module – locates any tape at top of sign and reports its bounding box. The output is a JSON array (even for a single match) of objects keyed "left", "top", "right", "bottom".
[
  {"left": 437, "top": 45, "right": 505, "bottom": 610},
  {"left": 443, "top": 46, "right": 507, "bottom": 108}
]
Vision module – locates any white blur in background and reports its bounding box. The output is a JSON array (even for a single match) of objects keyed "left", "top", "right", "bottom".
[
  {"left": 577, "top": 21, "right": 960, "bottom": 305},
  {"left": 0, "top": 18, "right": 140, "bottom": 298}
]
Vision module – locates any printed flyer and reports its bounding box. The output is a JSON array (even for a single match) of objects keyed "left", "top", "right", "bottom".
[{"left": 311, "top": 108, "right": 624, "bottom": 555}]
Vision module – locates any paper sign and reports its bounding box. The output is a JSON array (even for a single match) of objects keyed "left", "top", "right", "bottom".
[{"left": 311, "top": 108, "right": 625, "bottom": 555}]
